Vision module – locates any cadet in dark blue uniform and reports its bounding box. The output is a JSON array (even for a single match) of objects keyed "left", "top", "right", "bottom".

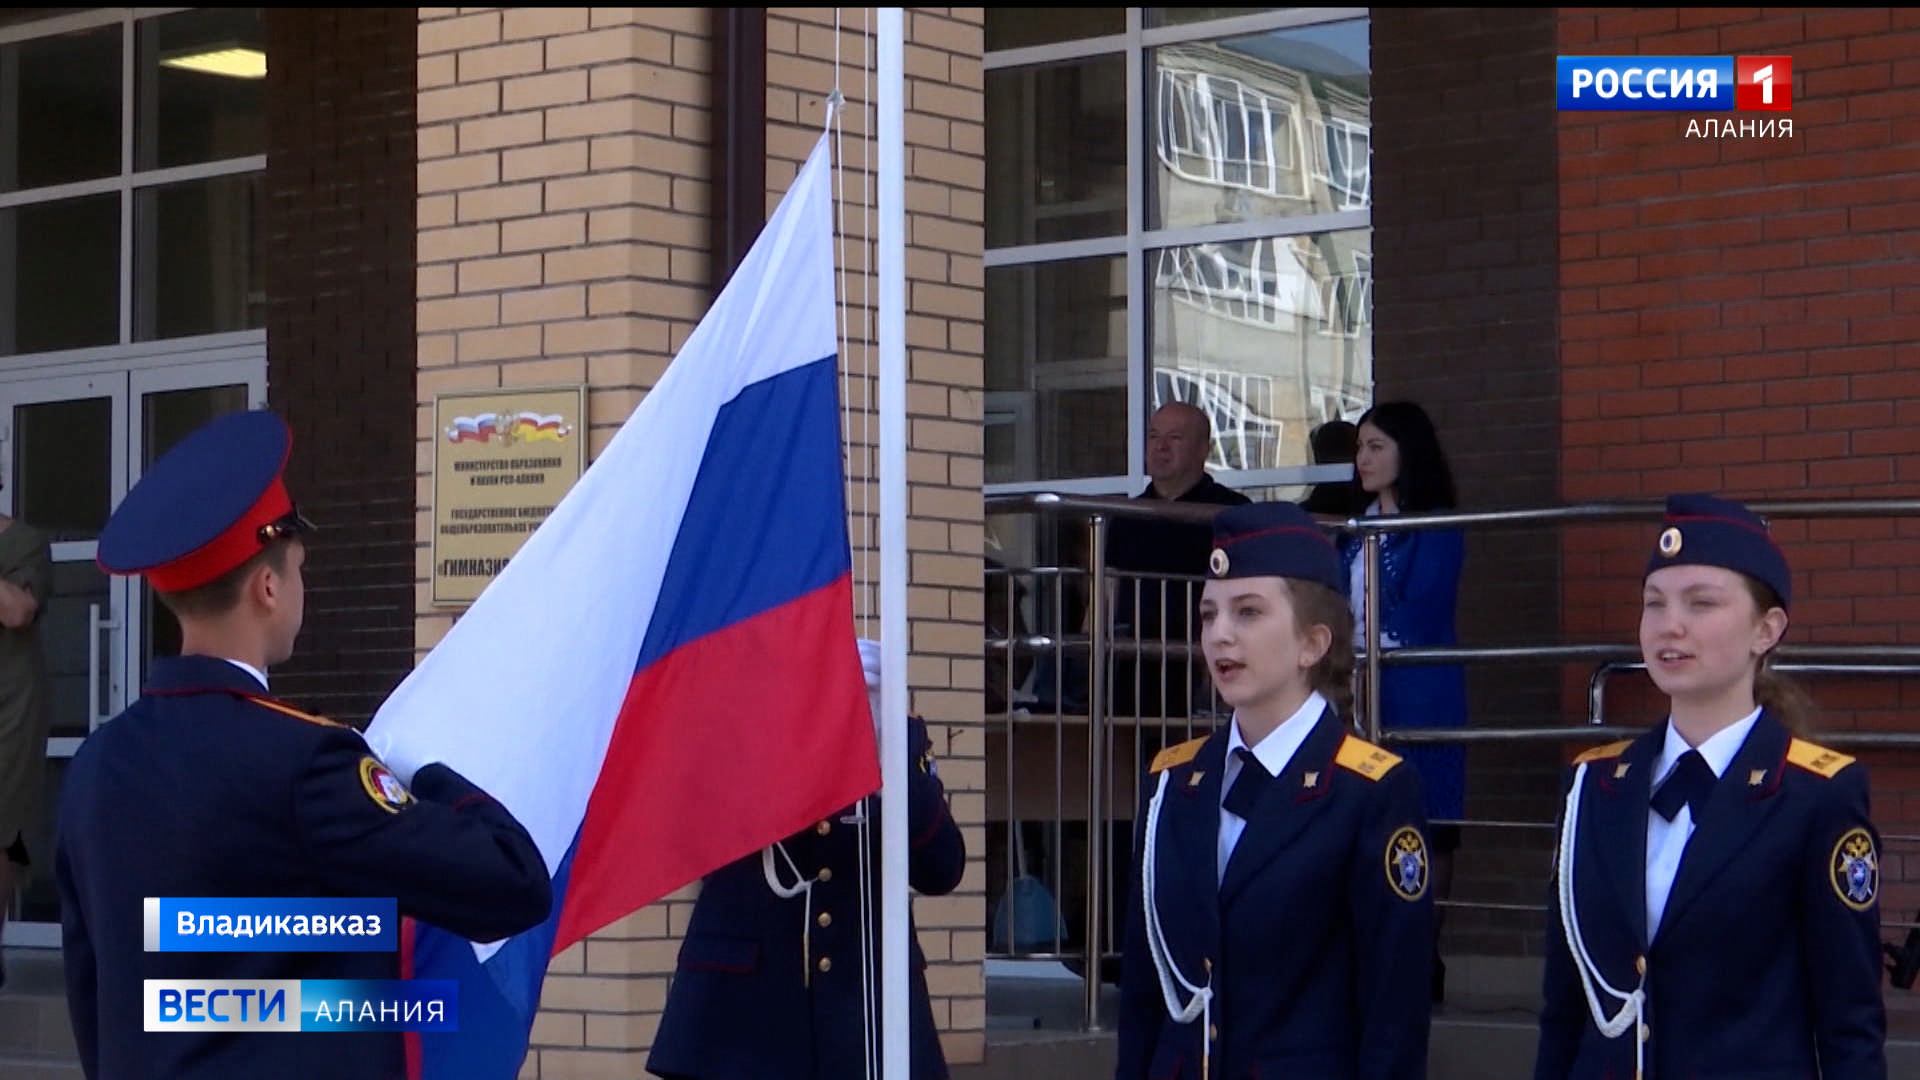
[
  {"left": 55, "top": 410, "right": 553, "bottom": 1080},
  {"left": 1535, "top": 493, "right": 1887, "bottom": 1080},
  {"left": 648, "top": 637, "right": 967, "bottom": 1080},
  {"left": 1116, "top": 501, "right": 1434, "bottom": 1080}
]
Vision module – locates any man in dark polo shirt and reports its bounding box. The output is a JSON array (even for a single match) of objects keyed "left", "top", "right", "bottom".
[{"left": 1106, "top": 401, "right": 1249, "bottom": 719}]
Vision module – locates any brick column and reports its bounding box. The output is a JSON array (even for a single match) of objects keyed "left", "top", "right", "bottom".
[
  {"left": 264, "top": 7, "right": 419, "bottom": 725},
  {"left": 416, "top": 6, "right": 986, "bottom": 1075},
  {"left": 416, "top": 7, "right": 714, "bottom": 1076},
  {"left": 1370, "top": 6, "right": 1566, "bottom": 962}
]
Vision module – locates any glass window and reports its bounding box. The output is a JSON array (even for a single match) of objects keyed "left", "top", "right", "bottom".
[
  {"left": 135, "top": 7, "right": 266, "bottom": 170},
  {"left": 1149, "top": 20, "right": 1370, "bottom": 230},
  {"left": 1149, "top": 229, "right": 1372, "bottom": 473},
  {"left": 987, "top": 56, "right": 1128, "bottom": 247},
  {"left": 984, "top": 10, "right": 1371, "bottom": 494},
  {"left": 134, "top": 173, "right": 265, "bottom": 341},
  {"left": 41, "top": 564, "right": 109, "bottom": 740},
  {"left": 0, "top": 23, "right": 122, "bottom": 193},
  {"left": 985, "top": 8, "right": 1125, "bottom": 52},
  {"left": 0, "top": 194, "right": 121, "bottom": 356},
  {"left": 1147, "top": 8, "right": 1278, "bottom": 27},
  {"left": 985, "top": 257, "right": 1128, "bottom": 483},
  {"left": 11, "top": 395, "right": 114, "bottom": 540}
]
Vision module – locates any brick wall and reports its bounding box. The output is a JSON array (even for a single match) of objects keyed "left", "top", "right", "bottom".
[
  {"left": 415, "top": 6, "right": 986, "bottom": 1075},
  {"left": 264, "top": 7, "right": 418, "bottom": 724},
  {"left": 1371, "top": 7, "right": 1566, "bottom": 959},
  {"left": 1558, "top": 7, "right": 1920, "bottom": 920}
]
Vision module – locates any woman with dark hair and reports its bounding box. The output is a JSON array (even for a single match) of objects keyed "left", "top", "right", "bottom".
[
  {"left": 1300, "top": 420, "right": 1370, "bottom": 518},
  {"left": 1534, "top": 495, "right": 1884, "bottom": 1079},
  {"left": 1337, "top": 400, "right": 1467, "bottom": 1003}
]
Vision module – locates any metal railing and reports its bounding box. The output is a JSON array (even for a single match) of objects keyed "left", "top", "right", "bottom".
[
  {"left": 981, "top": 492, "right": 1920, "bottom": 1029},
  {"left": 1344, "top": 496, "right": 1920, "bottom": 749}
]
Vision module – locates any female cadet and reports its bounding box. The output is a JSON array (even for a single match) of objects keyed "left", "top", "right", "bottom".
[
  {"left": 1115, "top": 500, "right": 1434, "bottom": 1080},
  {"left": 648, "top": 638, "right": 966, "bottom": 1080},
  {"left": 1535, "top": 494, "right": 1887, "bottom": 1080}
]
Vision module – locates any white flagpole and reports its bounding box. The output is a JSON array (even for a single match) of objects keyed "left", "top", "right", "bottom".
[{"left": 876, "top": 9, "right": 910, "bottom": 1080}]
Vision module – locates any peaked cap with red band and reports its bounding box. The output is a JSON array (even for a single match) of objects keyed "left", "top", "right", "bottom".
[
  {"left": 1644, "top": 492, "right": 1791, "bottom": 610},
  {"left": 97, "top": 410, "right": 312, "bottom": 593},
  {"left": 1208, "top": 500, "right": 1344, "bottom": 593}
]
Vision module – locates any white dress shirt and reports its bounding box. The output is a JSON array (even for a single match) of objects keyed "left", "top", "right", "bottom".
[
  {"left": 1644, "top": 706, "right": 1761, "bottom": 936},
  {"left": 225, "top": 659, "right": 269, "bottom": 690},
  {"left": 1218, "top": 690, "right": 1328, "bottom": 884}
]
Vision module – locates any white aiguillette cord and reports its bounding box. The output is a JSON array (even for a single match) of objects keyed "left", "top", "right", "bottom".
[
  {"left": 1557, "top": 761, "right": 1648, "bottom": 1080},
  {"left": 762, "top": 839, "right": 818, "bottom": 987},
  {"left": 1143, "top": 769, "right": 1214, "bottom": 1078}
]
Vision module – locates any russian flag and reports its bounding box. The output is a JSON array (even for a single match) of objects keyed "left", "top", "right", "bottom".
[{"left": 364, "top": 132, "right": 879, "bottom": 1079}]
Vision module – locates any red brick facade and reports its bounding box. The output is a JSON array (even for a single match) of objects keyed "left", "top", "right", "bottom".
[{"left": 1559, "top": 6, "right": 1920, "bottom": 918}]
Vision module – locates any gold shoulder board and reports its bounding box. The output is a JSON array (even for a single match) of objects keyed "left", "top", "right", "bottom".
[
  {"left": 246, "top": 696, "right": 348, "bottom": 730},
  {"left": 1573, "top": 739, "right": 1634, "bottom": 766},
  {"left": 1787, "top": 738, "right": 1854, "bottom": 779},
  {"left": 1150, "top": 736, "right": 1208, "bottom": 773},
  {"left": 1334, "top": 735, "right": 1402, "bottom": 781}
]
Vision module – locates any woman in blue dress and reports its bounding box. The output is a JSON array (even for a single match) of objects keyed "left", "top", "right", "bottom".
[{"left": 1337, "top": 400, "right": 1467, "bottom": 1002}]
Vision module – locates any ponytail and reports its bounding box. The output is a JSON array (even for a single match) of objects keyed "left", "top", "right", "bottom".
[
  {"left": 1754, "top": 656, "right": 1817, "bottom": 736},
  {"left": 1743, "top": 576, "right": 1816, "bottom": 735}
]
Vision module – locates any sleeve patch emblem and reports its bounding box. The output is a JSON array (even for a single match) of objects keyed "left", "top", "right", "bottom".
[
  {"left": 1831, "top": 827, "right": 1878, "bottom": 911},
  {"left": 359, "top": 755, "right": 415, "bottom": 814},
  {"left": 1385, "top": 825, "right": 1429, "bottom": 902}
]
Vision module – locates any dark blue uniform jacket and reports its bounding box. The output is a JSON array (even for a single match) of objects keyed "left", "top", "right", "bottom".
[
  {"left": 648, "top": 715, "right": 966, "bottom": 1080},
  {"left": 1116, "top": 707, "right": 1434, "bottom": 1080},
  {"left": 1535, "top": 710, "right": 1887, "bottom": 1080},
  {"left": 55, "top": 655, "right": 553, "bottom": 1080}
]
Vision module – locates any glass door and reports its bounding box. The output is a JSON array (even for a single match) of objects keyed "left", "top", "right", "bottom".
[
  {"left": 0, "top": 373, "right": 129, "bottom": 946},
  {"left": 0, "top": 357, "right": 262, "bottom": 946}
]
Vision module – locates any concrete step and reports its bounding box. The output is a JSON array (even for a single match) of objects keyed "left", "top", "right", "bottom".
[
  {"left": 0, "top": 1051, "right": 85, "bottom": 1080},
  {"left": 0, "top": 949, "right": 77, "bottom": 1062},
  {"left": 960, "top": 1012, "right": 1920, "bottom": 1080},
  {"left": 971, "top": 956, "right": 1920, "bottom": 1079}
]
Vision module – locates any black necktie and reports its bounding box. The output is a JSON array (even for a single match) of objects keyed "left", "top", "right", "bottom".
[
  {"left": 1222, "top": 748, "right": 1271, "bottom": 820},
  {"left": 1650, "top": 749, "right": 1716, "bottom": 822}
]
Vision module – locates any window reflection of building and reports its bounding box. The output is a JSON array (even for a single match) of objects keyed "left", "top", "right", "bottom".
[
  {"left": 1151, "top": 33, "right": 1371, "bottom": 228},
  {"left": 1158, "top": 66, "right": 1304, "bottom": 200},
  {"left": 1151, "top": 229, "right": 1370, "bottom": 473}
]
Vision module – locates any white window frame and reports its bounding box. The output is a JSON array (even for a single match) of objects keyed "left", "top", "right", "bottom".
[
  {"left": 984, "top": 7, "right": 1372, "bottom": 498},
  {"left": 0, "top": 7, "right": 266, "bottom": 373}
]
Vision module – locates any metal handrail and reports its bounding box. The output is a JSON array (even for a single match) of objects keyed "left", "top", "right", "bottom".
[
  {"left": 1344, "top": 497, "right": 1920, "bottom": 743},
  {"left": 1331, "top": 496, "right": 1920, "bottom": 534},
  {"left": 980, "top": 493, "right": 1920, "bottom": 1028}
]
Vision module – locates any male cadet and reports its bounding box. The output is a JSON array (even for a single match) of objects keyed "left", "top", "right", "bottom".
[{"left": 55, "top": 410, "right": 553, "bottom": 1080}]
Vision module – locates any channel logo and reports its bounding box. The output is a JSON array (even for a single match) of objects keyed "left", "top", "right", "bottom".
[
  {"left": 144, "top": 980, "right": 458, "bottom": 1032},
  {"left": 1557, "top": 55, "right": 1792, "bottom": 111}
]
